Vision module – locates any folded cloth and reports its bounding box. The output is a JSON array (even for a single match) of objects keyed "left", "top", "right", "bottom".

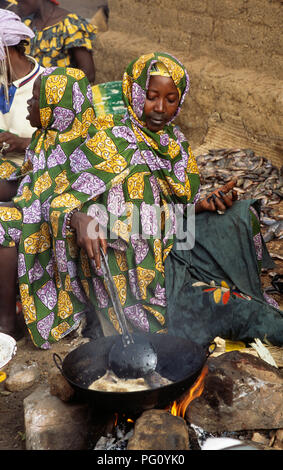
[{"left": 165, "top": 199, "right": 283, "bottom": 348}]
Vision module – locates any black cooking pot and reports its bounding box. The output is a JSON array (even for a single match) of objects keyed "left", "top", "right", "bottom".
[{"left": 54, "top": 332, "right": 210, "bottom": 415}]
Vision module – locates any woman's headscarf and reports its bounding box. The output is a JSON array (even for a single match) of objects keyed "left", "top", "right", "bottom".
[
  {"left": 110, "top": 52, "right": 199, "bottom": 204},
  {"left": 122, "top": 52, "right": 190, "bottom": 129},
  {"left": 0, "top": 8, "right": 34, "bottom": 60},
  {"left": 0, "top": 8, "right": 34, "bottom": 104}
]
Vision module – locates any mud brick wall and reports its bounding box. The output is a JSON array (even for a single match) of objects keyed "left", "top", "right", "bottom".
[
  {"left": 93, "top": 0, "right": 283, "bottom": 163},
  {"left": 107, "top": 0, "right": 282, "bottom": 79}
]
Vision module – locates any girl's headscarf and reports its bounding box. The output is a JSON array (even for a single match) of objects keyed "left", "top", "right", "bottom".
[
  {"left": 122, "top": 52, "right": 190, "bottom": 129},
  {"left": 28, "top": 66, "right": 95, "bottom": 158}
]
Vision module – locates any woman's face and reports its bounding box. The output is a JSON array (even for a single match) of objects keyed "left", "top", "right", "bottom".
[
  {"left": 143, "top": 75, "right": 180, "bottom": 132},
  {"left": 17, "top": 0, "right": 39, "bottom": 18},
  {"left": 26, "top": 77, "right": 41, "bottom": 128}
]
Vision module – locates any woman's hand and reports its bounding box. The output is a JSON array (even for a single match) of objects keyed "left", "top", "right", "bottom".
[
  {"left": 195, "top": 180, "right": 238, "bottom": 214},
  {"left": 70, "top": 211, "right": 107, "bottom": 269},
  {"left": 0, "top": 132, "right": 31, "bottom": 154}
]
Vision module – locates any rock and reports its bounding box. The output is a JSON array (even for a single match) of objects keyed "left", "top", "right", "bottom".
[
  {"left": 270, "top": 429, "right": 283, "bottom": 450},
  {"left": 127, "top": 409, "right": 189, "bottom": 450},
  {"left": 186, "top": 351, "right": 283, "bottom": 432},
  {"left": 252, "top": 432, "right": 270, "bottom": 446},
  {"left": 24, "top": 384, "right": 92, "bottom": 450},
  {"left": 48, "top": 366, "right": 75, "bottom": 402},
  {"left": 5, "top": 362, "right": 39, "bottom": 392}
]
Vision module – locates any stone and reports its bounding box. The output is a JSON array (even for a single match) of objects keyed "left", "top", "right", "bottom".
[
  {"left": 252, "top": 432, "right": 270, "bottom": 446},
  {"left": 48, "top": 366, "right": 75, "bottom": 402},
  {"left": 127, "top": 409, "right": 189, "bottom": 450},
  {"left": 5, "top": 362, "right": 39, "bottom": 392},
  {"left": 24, "top": 384, "right": 92, "bottom": 450},
  {"left": 270, "top": 429, "right": 283, "bottom": 450},
  {"left": 186, "top": 351, "right": 283, "bottom": 432}
]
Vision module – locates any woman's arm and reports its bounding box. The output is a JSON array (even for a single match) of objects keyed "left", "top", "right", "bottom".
[{"left": 70, "top": 47, "right": 96, "bottom": 84}]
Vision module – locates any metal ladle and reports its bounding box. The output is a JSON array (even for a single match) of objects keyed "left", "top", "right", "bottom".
[{"left": 100, "top": 248, "right": 158, "bottom": 379}]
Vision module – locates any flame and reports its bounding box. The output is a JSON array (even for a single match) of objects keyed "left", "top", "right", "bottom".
[{"left": 170, "top": 365, "right": 208, "bottom": 418}]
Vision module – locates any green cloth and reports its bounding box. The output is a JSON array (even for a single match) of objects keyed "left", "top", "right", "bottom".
[
  {"left": 0, "top": 55, "right": 200, "bottom": 348},
  {"left": 165, "top": 200, "right": 283, "bottom": 347}
]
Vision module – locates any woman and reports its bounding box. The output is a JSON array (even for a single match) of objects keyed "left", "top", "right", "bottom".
[
  {"left": 69, "top": 53, "right": 283, "bottom": 347},
  {"left": 0, "top": 9, "right": 44, "bottom": 166},
  {"left": 16, "top": 0, "right": 96, "bottom": 83},
  {"left": 1, "top": 55, "right": 282, "bottom": 349}
]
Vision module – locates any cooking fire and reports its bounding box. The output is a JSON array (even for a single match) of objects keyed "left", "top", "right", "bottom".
[{"left": 170, "top": 365, "right": 209, "bottom": 418}]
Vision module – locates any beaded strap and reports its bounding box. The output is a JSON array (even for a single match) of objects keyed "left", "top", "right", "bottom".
[{"left": 65, "top": 207, "right": 80, "bottom": 232}]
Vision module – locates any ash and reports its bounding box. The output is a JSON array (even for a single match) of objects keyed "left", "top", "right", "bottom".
[{"left": 94, "top": 422, "right": 134, "bottom": 450}]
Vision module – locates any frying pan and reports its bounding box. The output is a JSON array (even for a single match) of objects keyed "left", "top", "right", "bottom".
[{"left": 54, "top": 333, "right": 211, "bottom": 415}]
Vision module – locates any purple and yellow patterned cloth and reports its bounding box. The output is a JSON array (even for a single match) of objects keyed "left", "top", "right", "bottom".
[
  {"left": 0, "top": 55, "right": 201, "bottom": 348},
  {"left": 0, "top": 67, "right": 96, "bottom": 347}
]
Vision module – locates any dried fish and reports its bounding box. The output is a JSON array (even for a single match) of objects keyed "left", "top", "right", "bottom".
[
  {"left": 269, "top": 253, "right": 283, "bottom": 261},
  {"left": 261, "top": 217, "right": 279, "bottom": 226},
  {"left": 196, "top": 148, "right": 281, "bottom": 219},
  {"left": 263, "top": 221, "right": 283, "bottom": 242}
]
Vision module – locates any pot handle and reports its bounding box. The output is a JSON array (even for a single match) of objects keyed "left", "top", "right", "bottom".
[{"left": 53, "top": 353, "right": 63, "bottom": 372}]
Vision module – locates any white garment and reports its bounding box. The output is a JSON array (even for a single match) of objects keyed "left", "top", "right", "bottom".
[{"left": 0, "top": 56, "right": 44, "bottom": 138}]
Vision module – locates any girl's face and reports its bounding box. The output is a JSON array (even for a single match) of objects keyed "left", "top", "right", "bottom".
[
  {"left": 143, "top": 75, "right": 180, "bottom": 132},
  {"left": 26, "top": 77, "right": 41, "bottom": 128}
]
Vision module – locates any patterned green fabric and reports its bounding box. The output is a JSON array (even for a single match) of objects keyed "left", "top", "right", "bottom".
[
  {"left": 79, "top": 52, "right": 200, "bottom": 336},
  {"left": 0, "top": 54, "right": 200, "bottom": 348},
  {"left": 0, "top": 67, "right": 96, "bottom": 348}
]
